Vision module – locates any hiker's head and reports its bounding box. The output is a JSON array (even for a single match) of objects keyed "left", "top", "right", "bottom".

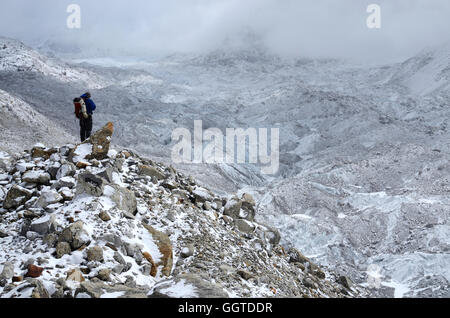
[{"left": 84, "top": 92, "right": 91, "bottom": 99}]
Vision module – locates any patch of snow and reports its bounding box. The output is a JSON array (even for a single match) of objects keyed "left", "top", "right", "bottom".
[
  {"left": 381, "top": 280, "right": 411, "bottom": 298},
  {"left": 100, "top": 291, "right": 126, "bottom": 298},
  {"left": 107, "top": 149, "right": 118, "bottom": 159},
  {"left": 73, "top": 144, "right": 92, "bottom": 163},
  {"left": 158, "top": 280, "right": 198, "bottom": 298},
  {"left": 103, "top": 186, "right": 116, "bottom": 197},
  {"left": 292, "top": 214, "right": 313, "bottom": 221}
]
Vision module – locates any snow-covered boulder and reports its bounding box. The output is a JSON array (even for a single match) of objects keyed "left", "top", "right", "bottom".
[
  {"left": 192, "top": 187, "right": 213, "bottom": 204},
  {"left": 0, "top": 262, "right": 14, "bottom": 287},
  {"left": 138, "top": 164, "right": 166, "bottom": 181},
  {"left": 56, "top": 163, "right": 76, "bottom": 180},
  {"left": 52, "top": 176, "right": 76, "bottom": 191},
  {"left": 71, "top": 143, "right": 93, "bottom": 165},
  {"left": 58, "top": 221, "right": 91, "bottom": 251},
  {"left": 76, "top": 173, "right": 106, "bottom": 197},
  {"left": 223, "top": 196, "right": 242, "bottom": 219},
  {"left": 71, "top": 122, "right": 114, "bottom": 162},
  {"left": 30, "top": 215, "right": 57, "bottom": 235},
  {"left": 2, "top": 185, "right": 33, "bottom": 209},
  {"left": 22, "top": 170, "right": 51, "bottom": 185},
  {"left": 35, "top": 189, "right": 63, "bottom": 208},
  {"left": 234, "top": 219, "right": 256, "bottom": 234},
  {"left": 107, "top": 185, "right": 137, "bottom": 216},
  {"left": 240, "top": 193, "right": 256, "bottom": 221},
  {"left": 15, "top": 162, "right": 35, "bottom": 173},
  {"left": 31, "top": 147, "right": 56, "bottom": 160}
]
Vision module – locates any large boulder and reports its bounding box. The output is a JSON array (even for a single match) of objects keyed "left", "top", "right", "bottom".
[
  {"left": 3, "top": 185, "right": 33, "bottom": 210},
  {"left": 338, "top": 276, "right": 353, "bottom": 290},
  {"left": 240, "top": 193, "right": 256, "bottom": 221},
  {"left": 31, "top": 145, "right": 57, "bottom": 160},
  {"left": 0, "top": 262, "right": 14, "bottom": 287},
  {"left": 88, "top": 122, "right": 114, "bottom": 160},
  {"left": 99, "top": 234, "right": 124, "bottom": 251},
  {"left": 71, "top": 143, "right": 93, "bottom": 166},
  {"left": 288, "top": 248, "right": 310, "bottom": 264},
  {"left": 234, "top": 219, "right": 256, "bottom": 234},
  {"left": 55, "top": 242, "right": 72, "bottom": 259},
  {"left": 107, "top": 185, "right": 137, "bottom": 216},
  {"left": 15, "top": 162, "right": 36, "bottom": 173},
  {"left": 149, "top": 274, "right": 228, "bottom": 298},
  {"left": 256, "top": 223, "right": 281, "bottom": 246},
  {"left": 223, "top": 197, "right": 242, "bottom": 220},
  {"left": 72, "top": 122, "right": 114, "bottom": 162},
  {"left": 30, "top": 215, "right": 57, "bottom": 235},
  {"left": 142, "top": 223, "right": 173, "bottom": 277},
  {"left": 0, "top": 173, "right": 10, "bottom": 183},
  {"left": 30, "top": 280, "right": 50, "bottom": 298},
  {"left": 66, "top": 268, "right": 85, "bottom": 282},
  {"left": 138, "top": 165, "right": 166, "bottom": 181},
  {"left": 16, "top": 278, "right": 50, "bottom": 298},
  {"left": 87, "top": 246, "right": 104, "bottom": 262},
  {"left": 76, "top": 173, "right": 105, "bottom": 197},
  {"left": 95, "top": 166, "right": 116, "bottom": 183},
  {"left": 58, "top": 221, "right": 91, "bottom": 251},
  {"left": 25, "top": 265, "right": 44, "bottom": 278},
  {"left": 52, "top": 176, "right": 76, "bottom": 191},
  {"left": 56, "top": 163, "right": 76, "bottom": 180},
  {"left": 22, "top": 170, "right": 51, "bottom": 185},
  {"left": 46, "top": 162, "right": 61, "bottom": 180},
  {"left": 223, "top": 194, "right": 256, "bottom": 221},
  {"left": 35, "top": 189, "right": 63, "bottom": 208},
  {"left": 192, "top": 187, "right": 213, "bottom": 204}
]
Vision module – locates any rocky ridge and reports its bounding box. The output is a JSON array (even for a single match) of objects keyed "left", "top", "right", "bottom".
[{"left": 0, "top": 123, "right": 365, "bottom": 298}]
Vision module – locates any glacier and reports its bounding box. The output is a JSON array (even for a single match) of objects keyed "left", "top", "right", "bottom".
[{"left": 1, "top": 36, "right": 449, "bottom": 297}]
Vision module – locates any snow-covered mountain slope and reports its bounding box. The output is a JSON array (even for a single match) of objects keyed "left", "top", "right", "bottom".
[
  {"left": 0, "top": 37, "right": 107, "bottom": 89},
  {"left": 0, "top": 123, "right": 363, "bottom": 298},
  {"left": 255, "top": 141, "right": 450, "bottom": 298},
  {"left": 380, "top": 43, "right": 450, "bottom": 96},
  {"left": 98, "top": 46, "right": 449, "bottom": 298},
  {"left": 0, "top": 89, "right": 76, "bottom": 153},
  {"left": 1, "top": 36, "right": 449, "bottom": 298}
]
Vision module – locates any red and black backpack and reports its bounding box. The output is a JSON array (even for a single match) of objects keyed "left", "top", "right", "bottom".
[{"left": 73, "top": 98, "right": 83, "bottom": 119}]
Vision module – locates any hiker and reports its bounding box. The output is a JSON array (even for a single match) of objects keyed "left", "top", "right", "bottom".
[{"left": 74, "top": 92, "right": 96, "bottom": 142}]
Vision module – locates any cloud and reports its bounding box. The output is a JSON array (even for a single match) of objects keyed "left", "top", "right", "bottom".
[{"left": 1, "top": 0, "right": 449, "bottom": 62}]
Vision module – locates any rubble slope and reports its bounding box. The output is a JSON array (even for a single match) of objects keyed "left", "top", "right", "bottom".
[{"left": 0, "top": 123, "right": 365, "bottom": 298}]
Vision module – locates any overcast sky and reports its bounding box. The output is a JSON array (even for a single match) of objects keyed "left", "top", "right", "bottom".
[{"left": 1, "top": 0, "right": 449, "bottom": 62}]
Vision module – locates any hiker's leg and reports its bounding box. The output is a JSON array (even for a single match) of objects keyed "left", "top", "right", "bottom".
[
  {"left": 85, "top": 116, "right": 93, "bottom": 139},
  {"left": 80, "top": 118, "right": 86, "bottom": 142}
]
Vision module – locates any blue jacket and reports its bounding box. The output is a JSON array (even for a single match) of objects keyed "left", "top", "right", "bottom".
[{"left": 81, "top": 94, "right": 97, "bottom": 114}]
